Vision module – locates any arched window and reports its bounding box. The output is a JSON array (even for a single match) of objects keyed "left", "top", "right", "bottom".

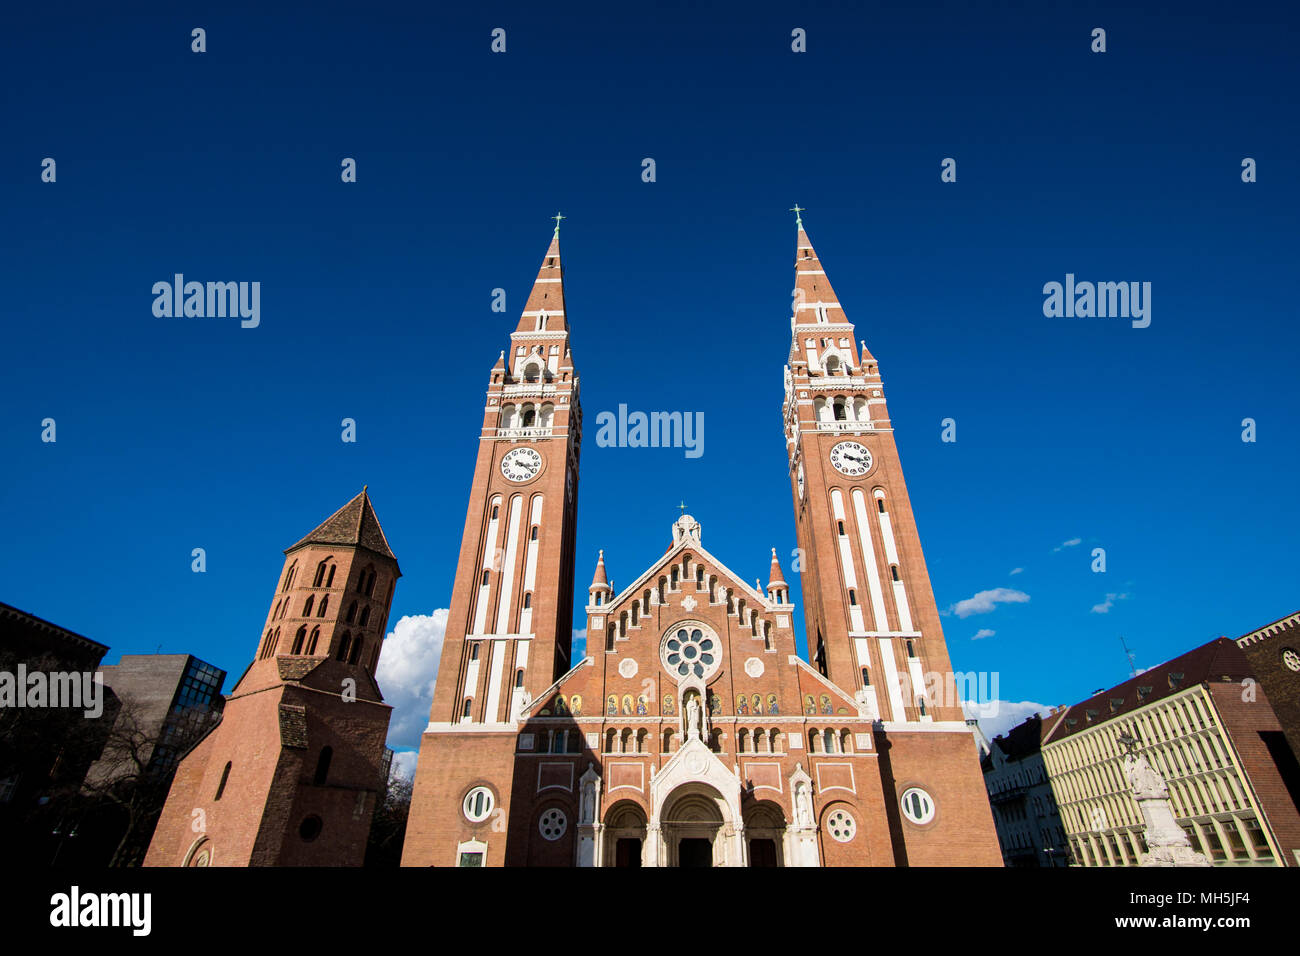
[
  {"left": 365, "top": 570, "right": 377, "bottom": 598},
  {"left": 521, "top": 406, "right": 536, "bottom": 427},
  {"left": 837, "top": 520, "right": 845, "bottom": 536},
  {"left": 272, "top": 599, "right": 281, "bottom": 620},
  {"left": 605, "top": 729, "right": 617, "bottom": 753},
  {"left": 481, "top": 569, "right": 490, "bottom": 586},
  {"left": 514, "top": 669, "right": 525, "bottom": 688},
  {"left": 314, "top": 747, "right": 332, "bottom": 786},
  {"left": 291, "top": 626, "right": 307, "bottom": 655},
  {"left": 663, "top": 728, "right": 676, "bottom": 752},
  {"left": 696, "top": 566, "right": 704, "bottom": 585},
  {"left": 823, "top": 729, "right": 837, "bottom": 754},
  {"left": 462, "top": 698, "right": 473, "bottom": 719},
  {"left": 636, "top": 729, "right": 648, "bottom": 753},
  {"left": 877, "top": 497, "right": 886, "bottom": 513},
  {"left": 282, "top": 562, "right": 297, "bottom": 592},
  {"left": 833, "top": 397, "right": 847, "bottom": 420},
  {"left": 345, "top": 601, "right": 357, "bottom": 624},
  {"left": 349, "top": 638, "right": 363, "bottom": 665},
  {"left": 825, "top": 355, "right": 842, "bottom": 376},
  {"left": 906, "top": 639, "right": 915, "bottom": 658},
  {"left": 470, "top": 643, "right": 480, "bottom": 661},
  {"left": 523, "top": 592, "right": 532, "bottom": 609},
  {"left": 314, "top": 561, "right": 329, "bottom": 588},
  {"left": 491, "top": 504, "right": 499, "bottom": 519},
  {"left": 302, "top": 595, "right": 314, "bottom": 617},
  {"left": 306, "top": 627, "right": 320, "bottom": 655},
  {"left": 337, "top": 633, "right": 351, "bottom": 661},
  {"left": 359, "top": 606, "right": 371, "bottom": 627},
  {"left": 530, "top": 526, "right": 538, "bottom": 541},
  {"left": 848, "top": 589, "right": 857, "bottom": 605},
  {"left": 841, "top": 730, "right": 853, "bottom": 753},
  {"left": 671, "top": 567, "right": 679, "bottom": 587},
  {"left": 861, "top": 667, "right": 871, "bottom": 686},
  {"left": 918, "top": 698, "right": 927, "bottom": 717},
  {"left": 606, "top": 624, "right": 615, "bottom": 651},
  {"left": 890, "top": 565, "right": 900, "bottom": 581},
  {"left": 737, "top": 729, "right": 749, "bottom": 753},
  {"left": 215, "top": 762, "right": 232, "bottom": 800},
  {"left": 523, "top": 363, "right": 540, "bottom": 383},
  {"left": 325, "top": 565, "right": 336, "bottom": 588},
  {"left": 620, "top": 729, "right": 633, "bottom": 753},
  {"left": 318, "top": 595, "right": 329, "bottom": 617},
  {"left": 260, "top": 629, "right": 274, "bottom": 659}
]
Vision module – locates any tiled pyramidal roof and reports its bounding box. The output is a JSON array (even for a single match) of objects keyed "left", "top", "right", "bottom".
[{"left": 286, "top": 489, "right": 396, "bottom": 560}]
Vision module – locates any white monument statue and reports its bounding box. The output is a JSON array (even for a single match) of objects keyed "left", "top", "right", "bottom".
[
  {"left": 1120, "top": 737, "right": 1210, "bottom": 867},
  {"left": 686, "top": 696, "right": 701, "bottom": 740}
]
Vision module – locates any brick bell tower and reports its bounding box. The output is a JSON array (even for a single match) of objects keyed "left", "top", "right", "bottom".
[
  {"left": 782, "top": 211, "right": 964, "bottom": 725},
  {"left": 145, "top": 489, "right": 400, "bottom": 867},
  {"left": 403, "top": 223, "right": 582, "bottom": 866}
]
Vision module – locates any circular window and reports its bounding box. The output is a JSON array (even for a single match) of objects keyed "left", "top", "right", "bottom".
[
  {"left": 299, "top": 815, "right": 323, "bottom": 842},
  {"left": 1282, "top": 648, "right": 1300, "bottom": 673},
  {"left": 661, "top": 624, "right": 720, "bottom": 680},
  {"left": 463, "top": 787, "right": 495, "bottom": 823},
  {"left": 826, "top": 808, "right": 856, "bottom": 843},
  {"left": 900, "top": 787, "right": 935, "bottom": 825},
  {"left": 538, "top": 808, "right": 567, "bottom": 841}
]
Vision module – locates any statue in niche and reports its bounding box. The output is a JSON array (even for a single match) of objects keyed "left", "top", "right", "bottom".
[
  {"left": 580, "top": 774, "right": 597, "bottom": 823},
  {"left": 686, "top": 696, "right": 702, "bottom": 739},
  {"left": 794, "top": 781, "right": 813, "bottom": 828}
]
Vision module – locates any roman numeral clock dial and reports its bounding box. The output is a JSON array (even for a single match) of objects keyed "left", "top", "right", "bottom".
[
  {"left": 501, "top": 446, "right": 543, "bottom": 482},
  {"left": 829, "top": 441, "right": 873, "bottom": 477}
]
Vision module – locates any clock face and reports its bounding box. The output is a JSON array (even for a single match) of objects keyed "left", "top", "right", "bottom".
[
  {"left": 829, "top": 441, "right": 872, "bottom": 477},
  {"left": 501, "top": 447, "right": 543, "bottom": 482},
  {"left": 796, "top": 462, "right": 805, "bottom": 498}
]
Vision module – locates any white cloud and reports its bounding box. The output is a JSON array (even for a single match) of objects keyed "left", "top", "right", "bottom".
[
  {"left": 963, "top": 699, "right": 1053, "bottom": 741},
  {"left": 1009, "top": 567, "right": 1024, "bottom": 576},
  {"left": 1053, "top": 538, "right": 1082, "bottom": 552},
  {"left": 971, "top": 628, "right": 995, "bottom": 641},
  {"left": 377, "top": 610, "right": 449, "bottom": 751},
  {"left": 389, "top": 749, "right": 418, "bottom": 783},
  {"left": 948, "top": 587, "right": 1030, "bottom": 618},
  {"left": 572, "top": 628, "right": 587, "bottom": 659},
  {"left": 1091, "top": 592, "right": 1129, "bottom": 614}
]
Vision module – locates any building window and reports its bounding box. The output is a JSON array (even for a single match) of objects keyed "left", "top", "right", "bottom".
[
  {"left": 906, "top": 639, "right": 915, "bottom": 658},
  {"left": 359, "top": 606, "right": 371, "bottom": 627},
  {"left": 349, "top": 638, "right": 363, "bottom": 665},
  {"left": 538, "top": 808, "right": 567, "bottom": 841},
  {"left": 317, "top": 596, "right": 329, "bottom": 617},
  {"left": 1283, "top": 648, "right": 1300, "bottom": 672},
  {"left": 901, "top": 787, "right": 935, "bottom": 825},
  {"left": 463, "top": 787, "right": 494, "bottom": 822},
  {"left": 826, "top": 809, "right": 856, "bottom": 843},
  {"left": 481, "top": 570, "right": 490, "bottom": 586},
  {"left": 890, "top": 565, "right": 900, "bottom": 581},
  {"left": 314, "top": 747, "right": 332, "bottom": 786},
  {"left": 462, "top": 698, "right": 473, "bottom": 719},
  {"left": 530, "top": 526, "right": 538, "bottom": 541},
  {"left": 306, "top": 626, "right": 320, "bottom": 655},
  {"left": 837, "top": 520, "right": 845, "bottom": 535},
  {"left": 215, "top": 762, "right": 231, "bottom": 800},
  {"left": 470, "top": 643, "right": 480, "bottom": 661},
  {"left": 299, "top": 815, "right": 323, "bottom": 842},
  {"left": 346, "top": 601, "right": 357, "bottom": 624},
  {"left": 336, "top": 633, "right": 351, "bottom": 661},
  {"left": 514, "top": 669, "right": 524, "bottom": 688},
  {"left": 523, "top": 592, "right": 532, "bottom": 609},
  {"left": 848, "top": 589, "right": 857, "bottom": 605},
  {"left": 302, "top": 595, "right": 314, "bottom": 617},
  {"left": 860, "top": 667, "right": 870, "bottom": 686},
  {"left": 291, "top": 626, "right": 307, "bottom": 655}
]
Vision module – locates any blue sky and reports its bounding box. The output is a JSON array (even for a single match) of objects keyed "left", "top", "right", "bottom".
[{"left": 3, "top": 1, "right": 1297, "bottom": 751}]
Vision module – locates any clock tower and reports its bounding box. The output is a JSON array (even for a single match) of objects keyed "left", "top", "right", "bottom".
[
  {"left": 426, "top": 224, "right": 582, "bottom": 725},
  {"left": 782, "top": 214, "right": 964, "bottom": 724}
]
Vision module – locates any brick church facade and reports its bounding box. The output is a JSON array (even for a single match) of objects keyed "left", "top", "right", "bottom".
[
  {"left": 401, "top": 219, "right": 1002, "bottom": 866},
  {"left": 145, "top": 491, "right": 400, "bottom": 866}
]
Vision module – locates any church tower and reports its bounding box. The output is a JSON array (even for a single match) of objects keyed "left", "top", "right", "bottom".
[
  {"left": 145, "top": 489, "right": 400, "bottom": 866},
  {"left": 404, "top": 225, "right": 582, "bottom": 866},
  {"left": 782, "top": 214, "right": 964, "bottom": 725}
]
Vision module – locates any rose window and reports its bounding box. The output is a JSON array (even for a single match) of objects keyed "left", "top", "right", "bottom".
[
  {"left": 827, "top": 809, "right": 856, "bottom": 843},
  {"left": 1283, "top": 648, "right": 1300, "bottom": 673},
  {"left": 662, "top": 625, "right": 719, "bottom": 680},
  {"left": 539, "top": 808, "right": 567, "bottom": 841}
]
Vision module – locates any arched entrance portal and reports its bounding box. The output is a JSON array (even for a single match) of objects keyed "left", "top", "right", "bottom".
[
  {"left": 603, "top": 801, "right": 647, "bottom": 867},
  {"left": 660, "top": 785, "right": 727, "bottom": 867}
]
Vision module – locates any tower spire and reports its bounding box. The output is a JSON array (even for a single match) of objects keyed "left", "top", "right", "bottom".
[{"left": 514, "top": 224, "right": 568, "bottom": 335}]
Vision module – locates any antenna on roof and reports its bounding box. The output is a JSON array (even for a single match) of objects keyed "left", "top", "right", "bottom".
[{"left": 1120, "top": 635, "right": 1138, "bottom": 678}]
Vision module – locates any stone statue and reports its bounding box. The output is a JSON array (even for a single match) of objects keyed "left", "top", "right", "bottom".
[
  {"left": 794, "top": 783, "right": 812, "bottom": 827},
  {"left": 1124, "top": 752, "right": 1168, "bottom": 800},
  {"left": 581, "top": 782, "right": 595, "bottom": 823},
  {"left": 686, "top": 696, "right": 701, "bottom": 739}
]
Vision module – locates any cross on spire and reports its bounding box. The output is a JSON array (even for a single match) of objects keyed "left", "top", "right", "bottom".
[
  {"left": 789, "top": 204, "right": 805, "bottom": 228},
  {"left": 678, "top": 500, "right": 688, "bottom": 513},
  {"left": 552, "top": 211, "right": 566, "bottom": 234}
]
